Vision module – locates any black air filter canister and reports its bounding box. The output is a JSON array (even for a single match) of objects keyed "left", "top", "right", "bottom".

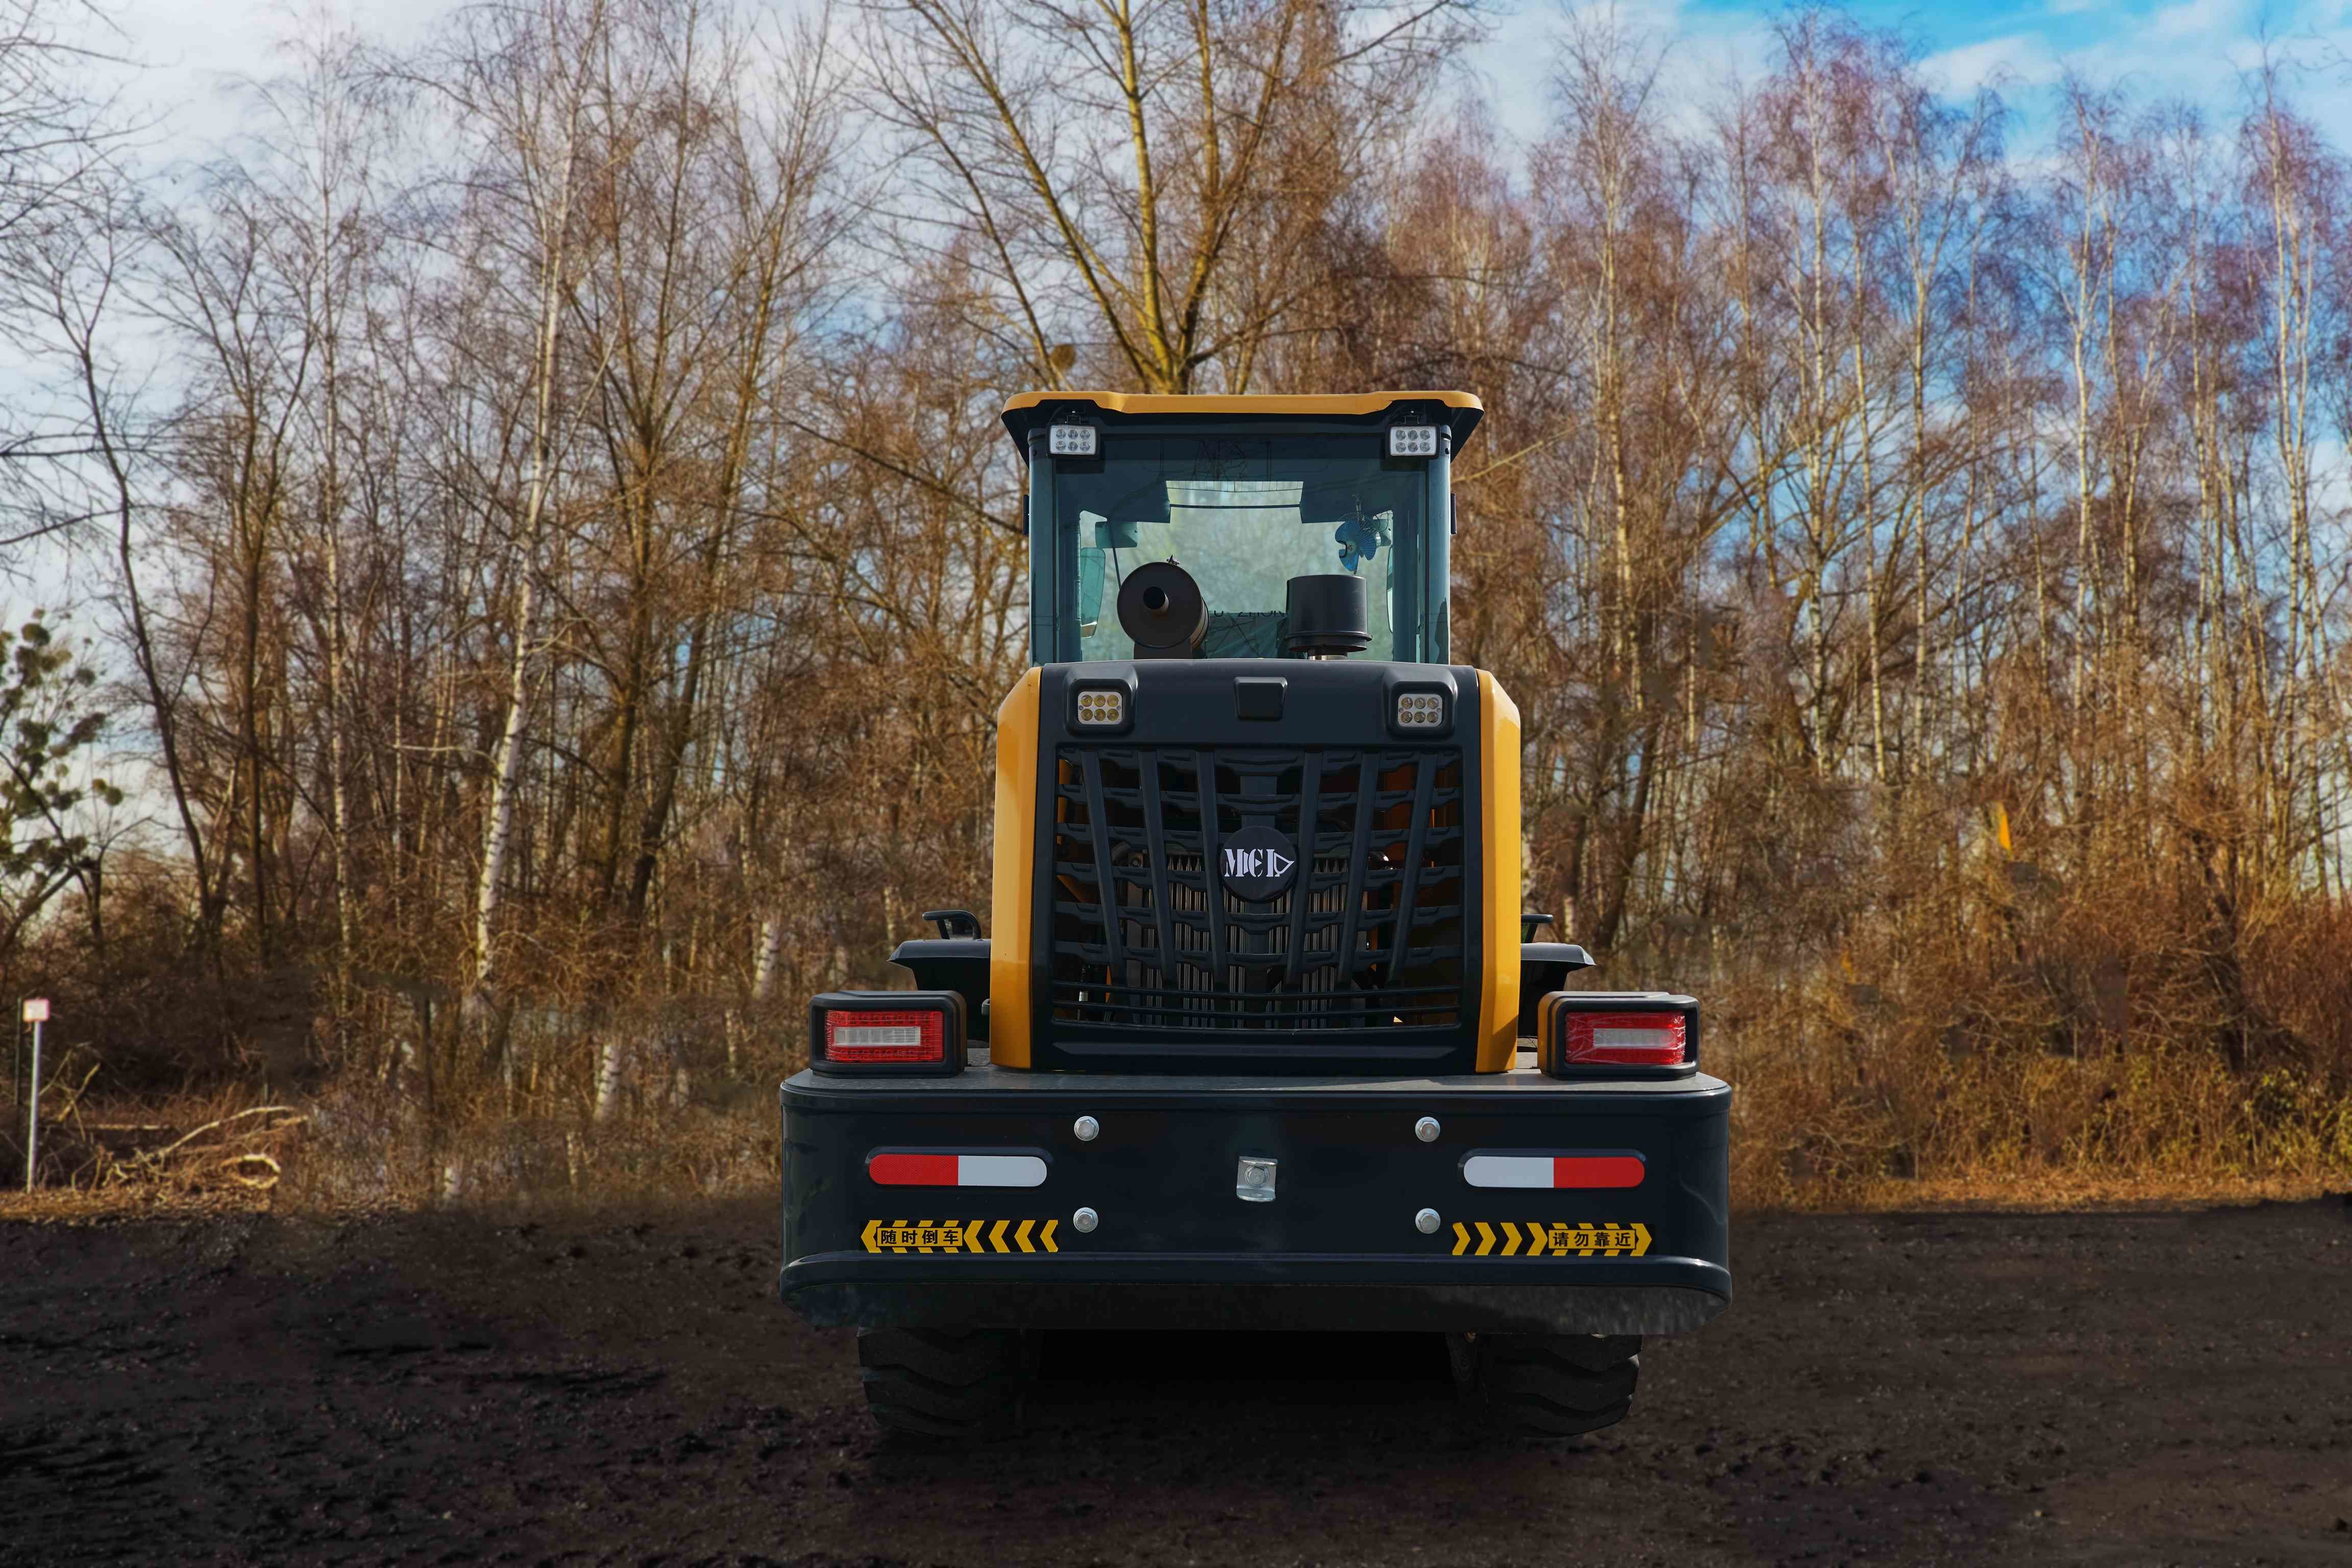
[
  {"left": 1284, "top": 574, "right": 1371, "bottom": 658},
  {"left": 1117, "top": 560, "right": 1208, "bottom": 659}
]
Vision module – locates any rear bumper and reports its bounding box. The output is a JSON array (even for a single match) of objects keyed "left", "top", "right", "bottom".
[{"left": 781, "top": 1061, "right": 1730, "bottom": 1335}]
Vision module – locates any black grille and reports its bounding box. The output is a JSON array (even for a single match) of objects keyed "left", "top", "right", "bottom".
[{"left": 1047, "top": 745, "right": 1468, "bottom": 1032}]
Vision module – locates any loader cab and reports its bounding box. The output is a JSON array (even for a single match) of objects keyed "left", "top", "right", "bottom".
[{"left": 1003, "top": 392, "right": 1483, "bottom": 666}]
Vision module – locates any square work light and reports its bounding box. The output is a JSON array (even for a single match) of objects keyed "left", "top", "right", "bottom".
[{"left": 1074, "top": 687, "right": 1125, "bottom": 726}]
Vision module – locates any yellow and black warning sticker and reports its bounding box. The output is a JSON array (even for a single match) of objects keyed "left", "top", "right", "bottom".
[
  {"left": 1449, "top": 1220, "right": 1651, "bottom": 1258},
  {"left": 860, "top": 1218, "right": 1061, "bottom": 1255}
]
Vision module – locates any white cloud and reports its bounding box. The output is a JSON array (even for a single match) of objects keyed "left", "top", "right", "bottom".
[
  {"left": 1466, "top": 0, "right": 1785, "bottom": 150},
  {"left": 2149, "top": 0, "right": 2247, "bottom": 38},
  {"left": 1894, "top": 0, "right": 2352, "bottom": 156},
  {"left": 2067, "top": 1, "right": 2352, "bottom": 125},
  {"left": 1921, "top": 31, "right": 2068, "bottom": 92},
  {"left": 101, "top": 0, "right": 444, "bottom": 153},
  {"left": 1465, "top": 3, "right": 1558, "bottom": 145}
]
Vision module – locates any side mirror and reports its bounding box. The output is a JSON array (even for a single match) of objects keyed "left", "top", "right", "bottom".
[
  {"left": 1517, "top": 940, "right": 1595, "bottom": 1037},
  {"left": 921, "top": 909, "right": 982, "bottom": 940}
]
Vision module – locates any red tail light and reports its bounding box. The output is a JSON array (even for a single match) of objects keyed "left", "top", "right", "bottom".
[
  {"left": 809, "top": 991, "right": 966, "bottom": 1076},
  {"left": 1560, "top": 1011, "right": 1687, "bottom": 1067},
  {"left": 1537, "top": 993, "right": 1699, "bottom": 1078},
  {"left": 824, "top": 1010, "right": 944, "bottom": 1063}
]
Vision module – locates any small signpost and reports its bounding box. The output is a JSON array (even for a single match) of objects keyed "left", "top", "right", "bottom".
[{"left": 22, "top": 998, "right": 47, "bottom": 1193}]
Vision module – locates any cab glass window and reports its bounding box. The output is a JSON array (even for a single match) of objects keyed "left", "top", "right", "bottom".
[{"left": 1049, "top": 433, "right": 1428, "bottom": 661}]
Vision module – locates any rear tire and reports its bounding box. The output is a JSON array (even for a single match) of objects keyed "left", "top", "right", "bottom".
[
  {"left": 1474, "top": 1333, "right": 1640, "bottom": 1437},
  {"left": 856, "top": 1327, "right": 1027, "bottom": 1437}
]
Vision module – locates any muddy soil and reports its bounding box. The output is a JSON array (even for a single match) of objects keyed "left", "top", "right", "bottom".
[{"left": 3, "top": 1195, "right": 2348, "bottom": 1566}]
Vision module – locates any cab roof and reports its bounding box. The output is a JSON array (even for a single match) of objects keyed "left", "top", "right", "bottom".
[{"left": 1000, "top": 389, "right": 1482, "bottom": 456}]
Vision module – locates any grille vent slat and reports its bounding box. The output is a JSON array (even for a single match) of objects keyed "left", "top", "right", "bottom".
[
  {"left": 1283, "top": 757, "right": 1319, "bottom": 990},
  {"left": 1049, "top": 744, "right": 1468, "bottom": 1033},
  {"left": 1385, "top": 754, "right": 1437, "bottom": 988},
  {"left": 1335, "top": 754, "right": 1375, "bottom": 990}
]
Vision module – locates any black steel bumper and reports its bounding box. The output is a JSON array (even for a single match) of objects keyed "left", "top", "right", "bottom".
[{"left": 781, "top": 1062, "right": 1730, "bottom": 1335}]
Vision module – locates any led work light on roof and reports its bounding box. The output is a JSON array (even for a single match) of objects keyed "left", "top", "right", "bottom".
[
  {"left": 1387, "top": 423, "right": 1438, "bottom": 458},
  {"left": 1048, "top": 422, "right": 1098, "bottom": 457}
]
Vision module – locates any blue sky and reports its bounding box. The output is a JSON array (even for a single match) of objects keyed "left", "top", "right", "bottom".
[
  {"left": 1465, "top": 0, "right": 2352, "bottom": 148},
  {"left": 97, "top": 0, "right": 2352, "bottom": 163}
]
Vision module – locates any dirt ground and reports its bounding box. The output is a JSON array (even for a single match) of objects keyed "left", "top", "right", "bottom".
[{"left": 3, "top": 1194, "right": 2348, "bottom": 1567}]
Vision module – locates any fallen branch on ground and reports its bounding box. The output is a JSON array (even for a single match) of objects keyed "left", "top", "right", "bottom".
[{"left": 83, "top": 1105, "right": 309, "bottom": 1192}]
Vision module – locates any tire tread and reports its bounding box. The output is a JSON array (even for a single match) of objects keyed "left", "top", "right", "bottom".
[
  {"left": 1476, "top": 1333, "right": 1641, "bottom": 1437},
  {"left": 856, "top": 1328, "right": 1024, "bottom": 1437}
]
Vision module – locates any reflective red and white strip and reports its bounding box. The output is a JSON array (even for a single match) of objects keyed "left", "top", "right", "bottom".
[
  {"left": 1461, "top": 1153, "right": 1645, "bottom": 1189},
  {"left": 866, "top": 1152, "right": 1047, "bottom": 1188}
]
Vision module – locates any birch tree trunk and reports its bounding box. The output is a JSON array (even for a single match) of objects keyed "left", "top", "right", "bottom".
[{"left": 463, "top": 0, "right": 604, "bottom": 1059}]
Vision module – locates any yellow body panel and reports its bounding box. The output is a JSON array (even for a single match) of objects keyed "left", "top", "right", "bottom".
[
  {"left": 988, "top": 670, "right": 1042, "bottom": 1067},
  {"left": 990, "top": 667, "right": 1523, "bottom": 1066},
  {"left": 1001, "top": 389, "right": 1481, "bottom": 419},
  {"left": 1475, "top": 671, "right": 1524, "bottom": 1070}
]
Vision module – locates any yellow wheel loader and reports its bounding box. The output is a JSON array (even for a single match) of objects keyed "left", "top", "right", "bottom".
[{"left": 780, "top": 391, "right": 1729, "bottom": 1437}]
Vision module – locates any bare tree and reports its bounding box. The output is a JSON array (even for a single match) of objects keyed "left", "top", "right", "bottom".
[{"left": 860, "top": 0, "right": 1478, "bottom": 393}]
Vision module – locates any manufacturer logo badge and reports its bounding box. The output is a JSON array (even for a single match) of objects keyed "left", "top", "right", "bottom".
[{"left": 1219, "top": 825, "right": 1298, "bottom": 901}]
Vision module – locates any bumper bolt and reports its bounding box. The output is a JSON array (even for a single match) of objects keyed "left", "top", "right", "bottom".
[
  {"left": 1414, "top": 1116, "right": 1441, "bottom": 1142},
  {"left": 1073, "top": 1115, "right": 1100, "bottom": 1142},
  {"left": 1415, "top": 1208, "right": 1441, "bottom": 1234},
  {"left": 1072, "top": 1206, "right": 1099, "bottom": 1233}
]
